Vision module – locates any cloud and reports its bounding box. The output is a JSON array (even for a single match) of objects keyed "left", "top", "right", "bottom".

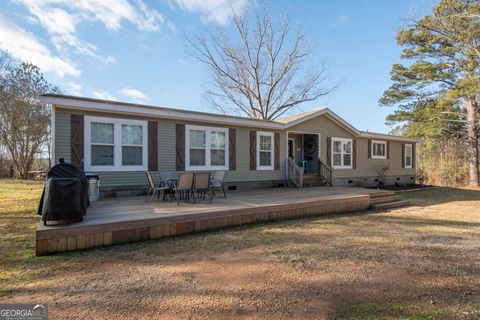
[
  {"left": 119, "top": 86, "right": 149, "bottom": 102},
  {"left": 174, "top": 0, "right": 247, "bottom": 25},
  {"left": 92, "top": 90, "right": 116, "bottom": 100},
  {"left": 14, "top": 0, "right": 163, "bottom": 64},
  {"left": 0, "top": 12, "right": 80, "bottom": 77},
  {"left": 67, "top": 82, "right": 82, "bottom": 95}
]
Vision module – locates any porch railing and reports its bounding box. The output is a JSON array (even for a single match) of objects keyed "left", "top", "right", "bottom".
[
  {"left": 288, "top": 158, "right": 303, "bottom": 187},
  {"left": 318, "top": 159, "right": 333, "bottom": 186}
]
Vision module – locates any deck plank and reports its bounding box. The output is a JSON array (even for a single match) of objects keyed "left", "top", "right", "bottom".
[{"left": 35, "top": 186, "right": 382, "bottom": 255}]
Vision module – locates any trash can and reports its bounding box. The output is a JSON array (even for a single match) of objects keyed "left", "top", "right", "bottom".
[{"left": 86, "top": 174, "right": 100, "bottom": 202}]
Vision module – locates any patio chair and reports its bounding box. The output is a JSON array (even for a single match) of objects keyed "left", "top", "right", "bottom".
[
  {"left": 211, "top": 171, "right": 227, "bottom": 198},
  {"left": 193, "top": 172, "right": 213, "bottom": 203},
  {"left": 158, "top": 172, "right": 175, "bottom": 201},
  {"left": 158, "top": 172, "right": 176, "bottom": 200},
  {"left": 172, "top": 172, "right": 194, "bottom": 205},
  {"left": 145, "top": 171, "right": 159, "bottom": 202}
]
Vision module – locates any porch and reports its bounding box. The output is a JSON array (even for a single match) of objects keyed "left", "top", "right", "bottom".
[
  {"left": 287, "top": 131, "right": 332, "bottom": 187},
  {"left": 35, "top": 186, "right": 394, "bottom": 255}
]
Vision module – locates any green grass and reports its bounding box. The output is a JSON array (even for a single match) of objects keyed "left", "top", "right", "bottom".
[
  {"left": 398, "top": 186, "right": 480, "bottom": 205},
  {"left": 0, "top": 180, "right": 478, "bottom": 318},
  {"left": 337, "top": 302, "right": 448, "bottom": 320}
]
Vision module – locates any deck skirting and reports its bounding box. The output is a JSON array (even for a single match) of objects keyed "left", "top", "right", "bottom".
[{"left": 36, "top": 194, "right": 370, "bottom": 256}]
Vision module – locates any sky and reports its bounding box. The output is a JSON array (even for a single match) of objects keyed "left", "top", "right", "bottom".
[{"left": 0, "top": 0, "right": 437, "bottom": 134}]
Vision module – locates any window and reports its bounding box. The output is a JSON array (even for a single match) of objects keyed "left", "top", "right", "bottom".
[
  {"left": 372, "top": 140, "right": 387, "bottom": 159},
  {"left": 257, "top": 131, "right": 274, "bottom": 170},
  {"left": 405, "top": 144, "right": 413, "bottom": 168},
  {"left": 331, "top": 138, "right": 352, "bottom": 169},
  {"left": 85, "top": 116, "right": 148, "bottom": 171},
  {"left": 91, "top": 122, "right": 114, "bottom": 166},
  {"left": 122, "top": 124, "right": 143, "bottom": 166},
  {"left": 185, "top": 125, "right": 228, "bottom": 170}
]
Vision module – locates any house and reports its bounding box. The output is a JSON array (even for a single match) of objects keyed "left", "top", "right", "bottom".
[{"left": 40, "top": 94, "right": 417, "bottom": 197}]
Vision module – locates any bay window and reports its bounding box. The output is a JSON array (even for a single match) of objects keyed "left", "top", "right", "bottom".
[
  {"left": 85, "top": 116, "right": 148, "bottom": 171},
  {"left": 257, "top": 131, "right": 274, "bottom": 170},
  {"left": 185, "top": 125, "right": 228, "bottom": 170},
  {"left": 332, "top": 138, "right": 352, "bottom": 169},
  {"left": 372, "top": 140, "right": 387, "bottom": 159}
]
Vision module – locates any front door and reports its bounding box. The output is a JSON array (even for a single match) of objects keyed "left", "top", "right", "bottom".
[{"left": 303, "top": 134, "right": 319, "bottom": 173}]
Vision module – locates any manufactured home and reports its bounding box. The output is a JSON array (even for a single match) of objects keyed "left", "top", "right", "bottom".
[{"left": 41, "top": 94, "right": 417, "bottom": 198}]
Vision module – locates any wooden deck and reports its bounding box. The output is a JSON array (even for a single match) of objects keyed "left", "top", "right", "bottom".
[{"left": 35, "top": 187, "right": 393, "bottom": 255}]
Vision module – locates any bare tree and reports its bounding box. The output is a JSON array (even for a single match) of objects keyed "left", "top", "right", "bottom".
[
  {"left": 0, "top": 52, "right": 58, "bottom": 178},
  {"left": 188, "top": 3, "right": 334, "bottom": 120}
]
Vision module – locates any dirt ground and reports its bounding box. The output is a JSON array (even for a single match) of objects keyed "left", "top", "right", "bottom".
[{"left": 1, "top": 185, "right": 479, "bottom": 319}]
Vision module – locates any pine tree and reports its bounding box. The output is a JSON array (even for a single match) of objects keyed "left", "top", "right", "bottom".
[{"left": 380, "top": 0, "right": 480, "bottom": 186}]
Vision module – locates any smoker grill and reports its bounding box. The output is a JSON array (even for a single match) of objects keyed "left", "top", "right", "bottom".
[{"left": 38, "top": 159, "right": 89, "bottom": 225}]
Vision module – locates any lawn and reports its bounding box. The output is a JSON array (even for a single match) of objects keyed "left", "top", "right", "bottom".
[{"left": 0, "top": 179, "right": 479, "bottom": 319}]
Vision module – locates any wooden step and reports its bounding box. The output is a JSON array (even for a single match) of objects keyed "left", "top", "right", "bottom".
[
  {"left": 303, "top": 180, "right": 328, "bottom": 187},
  {"left": 370, "top": 200, "right": 410, "bottom": 211},
  {"left": 369, "top": 191, "right": 396, "bottom": 198},
  {"left": 370, "top": 195, "right": 401, "bottom": 205}
]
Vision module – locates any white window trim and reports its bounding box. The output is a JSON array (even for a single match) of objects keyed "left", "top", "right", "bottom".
[
  {"left": 185, "top": 125, "right": 229, "bottom": 171},
  {"left": 371, "top": 140, "right": 387, "bottom": 159},
  {"left": 257, "top": 131, "right": 275, "bottom": 170},
  {"left": 404, "top": 144, "right": 413, "bottom": 169},
  {"left": 331, "top": 137, "right": 353, "bottom": 169},
  {"left": 84, "top": 116, "right": 148, "bottom": 172}
]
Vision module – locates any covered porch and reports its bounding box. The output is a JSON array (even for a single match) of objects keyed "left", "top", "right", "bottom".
[
  {"left": 36, "top": 186, "right": 394, "bottom": 255},
  {"left": 287, "top": 131, "right": 332, "bottom": 187}
]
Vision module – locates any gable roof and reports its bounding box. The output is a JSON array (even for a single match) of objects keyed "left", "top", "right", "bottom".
[
  {"left": 277, "top": 108, "right": 361, "bottom": 136},
  {"left": 40, "top": 94, "right": 417, "bottom": 142}
]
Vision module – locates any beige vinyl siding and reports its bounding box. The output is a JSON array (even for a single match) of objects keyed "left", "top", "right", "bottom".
[
  {"left": 54, "top": 106, "right": 286, "bottom": 188},
  {"left": 172, "top": 120, "right": 286, "bottom": 183},
  {"left": 54, "top": 108, "right": 71, "bottom": 163},
  {"left": 55, "top": 107, "right": 176, "bottom": 187},
  {"left": 288, "top": 114, "right": 415, "bottom": 179},
  {"left": 226, "top": 127, "right": 285, "bottom": 182}
]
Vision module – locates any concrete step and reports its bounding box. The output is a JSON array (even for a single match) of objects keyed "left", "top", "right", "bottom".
[
  {"left": 369, "top": 191, "right": 396, "bottom": 199},
  {"left": 370, "top": 195, "right": 402, "bottom": 205},
  {"left": 370, "top": 200, "right": 410, "bottom": 211}
]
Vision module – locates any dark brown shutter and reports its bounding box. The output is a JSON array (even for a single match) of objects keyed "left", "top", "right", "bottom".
[
  {"left": 401, "top": 143, "right": 405, "bottom": 168},
  {"left": 250, "top": 130, "right": 257, "bottom": 170},
  {"left": 229, "top": 129, "right": 236, "bottom": 170},
  {"left": 387, "top": 141, "right": 390, "bottom": 159},
  {"left": 326, "top": 137, "right": 331, "bottom": 166},
  {"left": 148, "top": 121, "right": 158, "bottom": 171},
  {"left": 274, "top": 132, "right": 280, "bottom": 170},
  {"left": 367, "top": 139, "right": 372, "bottom": 159},
  {"left": 176, "top": 124, "right": 185, "bottom": 171},
  {"left": 352, "top": 139, "right": 357, "bottom": 169},
  {"left": 412, "top": 143, "right": 416, "bottom": 168},
  {"left": 71, "top": 114, "right": 84, "bottom": 169}
]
